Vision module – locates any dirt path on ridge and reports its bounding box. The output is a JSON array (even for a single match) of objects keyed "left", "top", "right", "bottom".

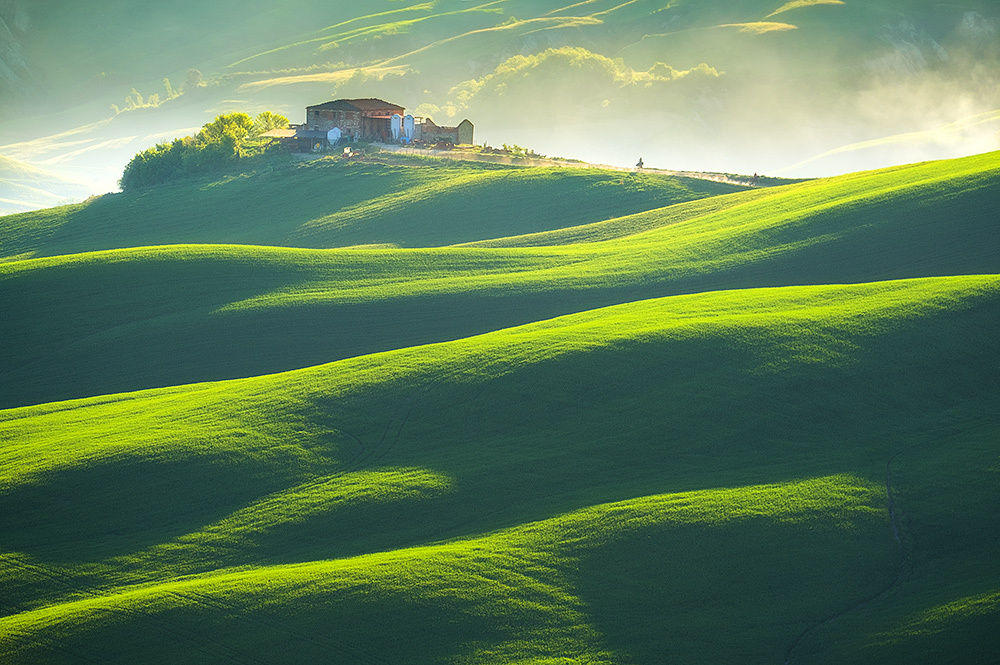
[{"left": 375, "top": 144, "right": 769, "bottom": 188}]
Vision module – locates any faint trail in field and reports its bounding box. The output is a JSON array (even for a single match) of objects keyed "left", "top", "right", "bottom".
[
  {"left": 172, "top": 588, "right": 390, "bottom": 665},
  {"left": 376, "top": 144, "right": 766, "bottom": 188},
  {"left": 0, "top": 414, "right": 385, "bottom": 662},
  {"left": 0, "top": 553, "right": 386, "bottom": 664},
  {"left": 0, "top": 559, "right": 105, "bottom": 663},
  {"left": 783, "top": 451, "right": 910, "bottom": 664},
  {"left": 0, "top": 555, "right": 258, "bottom": 663},
  {"left": 1, "top": 369, "right": 481, "bottom": 663}
]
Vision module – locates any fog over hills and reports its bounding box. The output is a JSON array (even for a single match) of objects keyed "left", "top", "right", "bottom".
[
  {"left": 1, "top": 0, "right": 998, "bottom": 205},
  {"left": 0, "top": 154, "right": 90, "bottom": 217}
]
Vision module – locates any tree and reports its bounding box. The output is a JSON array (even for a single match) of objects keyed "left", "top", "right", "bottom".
[
  {"left": 119, "top": 110, "right": 287, "bottom": 191},
  {"left": 252, "top": 111, "right": 290, "bottom": 137},
  {"left": 197, "top": 112, "right": 255, "bottom": 152}
]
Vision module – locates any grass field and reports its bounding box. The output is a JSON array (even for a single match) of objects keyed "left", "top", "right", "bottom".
[
  {"left": 1, "top": 150, "right": 998, "bottom": 663},
  {"left": 0, "top": 158, "right": 745, "bottom": 260},
  {"left": 2, "top": 151, "right": 996, "bottom": 407}
]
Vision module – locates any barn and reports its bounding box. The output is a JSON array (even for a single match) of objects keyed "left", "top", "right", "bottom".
[
  {"left": 418, "top": 118, "right": 474, "bottom": 145},
  {"left": 264, "top": 98, "right": 475, "bottom": 149},
  {"left": 305, "top": 98, "right": 405, "bottom": 142}
]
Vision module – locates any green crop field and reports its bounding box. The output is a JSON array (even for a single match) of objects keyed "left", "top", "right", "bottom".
[
  {"left": 1, "top": 149, "right": 999, "bottom": 663},
  {"left": 0, "top": 158, "right": 746, "bottom": 260}
]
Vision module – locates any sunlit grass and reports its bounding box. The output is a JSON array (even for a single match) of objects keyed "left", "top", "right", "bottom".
[
  {"left": 1, "top": 148, "right": 999, "bottom": 663},
  {"left": 1, "top": 151, "right": 996, "bottom": 409}
]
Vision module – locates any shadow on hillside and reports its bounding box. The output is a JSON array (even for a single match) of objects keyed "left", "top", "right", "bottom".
[
  {"left": 3, "top": 169, "right": 998, "bottom": 410},
  {"left": 2, "top": 282, "right": 997, "bottom": 623},
  {"left": 3, "top": 158, "right": 743, "bottom": 259},
  {"left": 574, "top": 512, "right": 896, "bottom": 664}
]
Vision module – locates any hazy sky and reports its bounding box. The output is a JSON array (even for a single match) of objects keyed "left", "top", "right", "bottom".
[{"left": 1, "top": 0, "right": 998, "bottom": 203}]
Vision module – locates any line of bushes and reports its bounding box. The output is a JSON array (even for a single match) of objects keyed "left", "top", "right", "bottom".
[{"left": 119, "top": 111, "right": 289, "bottom": 191}]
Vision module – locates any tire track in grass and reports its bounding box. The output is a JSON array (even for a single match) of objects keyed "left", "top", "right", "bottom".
[
  {"left": 170, "top": 589, "right": 386, "bottom": 665},
  {"left": 1, "top": 417, "right": 390, "bottom": 663},
  {"left": 0, "top": 554, "right": 253, "bottom": 664},
  {"left": 783, "top": 451, "right": 910, "bottom": 664},
  {"left": 1, "top": 553, "right": 383, "bottom": 664},
  {"left": 119, "top": 396, "right": 419, "bottom": 665},
  {"left": 3, "top": 366, "right": 514, "bottom": 663}
]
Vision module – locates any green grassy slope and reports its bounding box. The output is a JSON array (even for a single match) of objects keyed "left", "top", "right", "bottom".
[
  {"left": 2, "top": 151, "right": 996, "bottom": 408},
  {"left": 2, "top": 145, "right": 999, "bottom": 663},
  {"left": 1, "top": 275, "right": 998, "bottom": 663},
  {"left": 0, "top": 158, "right": 743, "bottom": 260},
  {"left": 470, "top": 151, "right": 1000, "bottom": 247}
]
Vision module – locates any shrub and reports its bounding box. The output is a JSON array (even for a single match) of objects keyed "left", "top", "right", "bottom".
[{"left": 119, "top": 111, "right": 289, "bottom": 191}]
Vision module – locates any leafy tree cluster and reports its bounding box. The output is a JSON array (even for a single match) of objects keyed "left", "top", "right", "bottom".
[{"left": 119, "top": 111, "right": 289, "bottom": 191}]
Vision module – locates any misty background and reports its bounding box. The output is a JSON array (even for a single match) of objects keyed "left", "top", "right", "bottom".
[{"left": 1, "top": 0, "right": 998, "bottom": 214}]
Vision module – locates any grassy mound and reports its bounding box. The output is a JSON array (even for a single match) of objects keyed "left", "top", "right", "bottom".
[
  {"left": 2, "top": 148, "right": 999, "bottom": 663},
  {"left": 1, "top": 275, "right": 998, "bottom": 663},
  {"left": 0, "top": 158, "right": 744, "bottom": 260},
  {"left": 1, "top": 151, "right": 996, "bottom": 408}
]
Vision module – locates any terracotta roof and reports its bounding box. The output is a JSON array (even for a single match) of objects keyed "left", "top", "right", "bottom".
[
  {"left": 306, "top": 98, "right": 404, "bottom": 112},
  {"left": 261, "top": 127, "right": 330, "bottom": 139},
  {"left": 297, "top": 129, "right": 333, "bottom": 139}
]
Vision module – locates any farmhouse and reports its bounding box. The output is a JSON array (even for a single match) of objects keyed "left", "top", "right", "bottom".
[
  {"left": 264, "top": 98, "right": 474, "bottom": 149},
  {"left": 306, "top": 98, "right": 405, "bottom": 142}
]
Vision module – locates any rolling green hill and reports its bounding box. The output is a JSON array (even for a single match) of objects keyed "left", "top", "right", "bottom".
[
  {"left": 1, "top": 151, "right": 996, "bottom": 408},
  {"left": 1, "top": 149, "right": 999, "bottom": 663},
  {"left": 0, "top": 157, "right": 745, "bottom": 260},
  {"left": 1, "top": 276, "right": 998, "bottom": 663}
]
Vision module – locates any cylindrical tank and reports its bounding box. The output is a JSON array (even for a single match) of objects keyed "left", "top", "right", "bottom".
[{"left": 403, "top": 115, "right": 415, "bottom": 143}]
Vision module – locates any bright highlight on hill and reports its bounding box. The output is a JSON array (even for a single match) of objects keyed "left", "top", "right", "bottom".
[{"left": 1, "top": 150, "right": 999, "bottom": 663}]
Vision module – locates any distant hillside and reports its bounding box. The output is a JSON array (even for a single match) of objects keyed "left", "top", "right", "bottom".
[
  {"left": 0, "top": 155, "right": 90, "bottom": 219},
  {"left": 1, "top": 150, "right": 996, "bottom": 408},
  {"left": 0, "top": 156, "right": 745, "bottom": 260}
]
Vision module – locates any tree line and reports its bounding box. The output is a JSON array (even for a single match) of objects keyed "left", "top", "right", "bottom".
[{"left": 119, "top": 111, "right": 289, "bottom": 191}]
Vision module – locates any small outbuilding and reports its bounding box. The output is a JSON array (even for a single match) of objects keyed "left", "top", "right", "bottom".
[
  {"left": 260, "top": 127, "right": 332, "bottom": 152},
  {"left": 417, "top": 118, "right": 474, "bottom": 145}
]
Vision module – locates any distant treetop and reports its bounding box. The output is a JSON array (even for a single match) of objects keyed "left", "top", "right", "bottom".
[{"left": 119, "top": 111, "right": 289, "bottom": 191}]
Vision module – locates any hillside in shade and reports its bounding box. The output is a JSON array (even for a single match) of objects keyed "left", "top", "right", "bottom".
[{"left": 1, "top": 148, "right": 998, "bottom": 663}]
